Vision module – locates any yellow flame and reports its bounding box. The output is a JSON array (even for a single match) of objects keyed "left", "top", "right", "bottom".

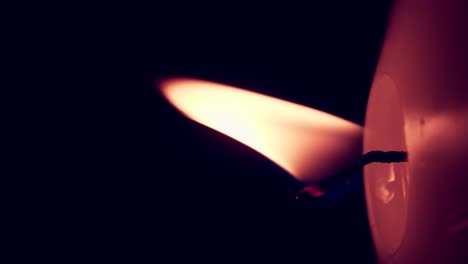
[{"left": 159, "top": 78, "right": 362, "bottom": 183}]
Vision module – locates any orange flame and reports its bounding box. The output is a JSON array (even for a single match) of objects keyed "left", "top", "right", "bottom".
[{"left": 159, "top": 78, "right": 362, "bottom": 183}]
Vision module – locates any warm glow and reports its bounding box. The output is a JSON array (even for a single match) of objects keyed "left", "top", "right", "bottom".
[
  {"left": 376, "top": 163, "right": 396, "bottom": 204},
  {"left": 159, "top": 78, "right": 362, "bottom": 183}
]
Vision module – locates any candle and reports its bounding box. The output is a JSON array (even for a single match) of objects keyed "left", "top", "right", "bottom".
[
  {"left": 364, "top": 0, "right": 468, "bottom": 263},
  {"left": 158, "top": 2, "right": 468, "bottom": 262}
]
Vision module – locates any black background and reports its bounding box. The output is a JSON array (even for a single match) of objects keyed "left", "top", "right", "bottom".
[{"left": 3, "top": 1, "right": 392, "bottom": 263}]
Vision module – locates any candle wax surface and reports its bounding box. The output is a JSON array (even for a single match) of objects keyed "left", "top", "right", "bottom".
[{"left": 364, "top": 0, "right": 468, "bottom": 263}]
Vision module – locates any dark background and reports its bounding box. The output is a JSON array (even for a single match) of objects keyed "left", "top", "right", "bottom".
[{"left": 3, "top": 1, "right": 392, "bottom": 263}]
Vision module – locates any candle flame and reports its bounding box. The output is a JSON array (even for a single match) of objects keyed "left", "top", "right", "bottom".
[{"left": 159, "top": 78, "right": 362, "bottom": 183}]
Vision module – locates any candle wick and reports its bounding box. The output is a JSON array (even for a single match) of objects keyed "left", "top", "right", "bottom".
[
  {"left": 296, "top": 150, "right": 408, "bottom": 202},
  {"left": 361, "top": 150, "right": 407, "bottom": 166}
]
